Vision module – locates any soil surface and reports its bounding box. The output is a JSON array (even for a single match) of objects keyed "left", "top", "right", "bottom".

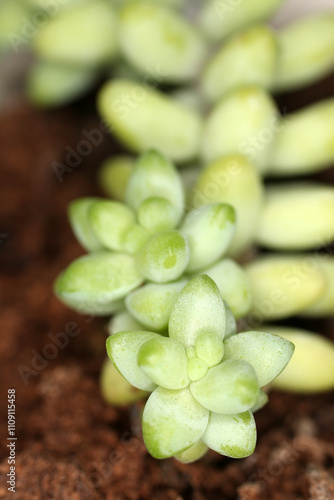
[{"left": 1, "top": 78, "right": 334, "bottom": 500}]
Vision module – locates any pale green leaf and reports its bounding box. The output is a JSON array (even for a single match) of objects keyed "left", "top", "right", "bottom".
[
  {"left": 202, "top": 411, "right": 256, "bottom": 458},
  {"left": 223, "top": 331, "right": 295, "bottom": 387},
  {"left": 106, "top": 330, "right": 158, "bottom": 391},
  {"left": 195, "top": 332, "right": 224, "bottom": 368},
  {"left": 89, "top": 200, "right": 135, "bottom": 251},
  {"left": 125, "top": 150, "right": 184, "bottom": 219},
  {"left": 174, "top": 440, "right": 208, "bottom": 463},
  {"left": 68, "top": 198, "right": 102, "bottom": 252},
  {"left": 169, "top": 275, "right": 226, "bottom": 347},
  {"left": 126, "top": 280, "right": 187, "bottom": 331},
  {"left": 100, "top": 358, "right": 148, "bottom": 406},
  {"left": 54, "top": 252, "right": 143, "bottom": 315},
  {"left": 108, "top": 310, "right": 144, "bottom": 335},
  {"left": 98, "top": 155, "right": 134, "bottom": 201},
  {"left": 138, "top": 336, "right": 189, "bottom": 389},
  {"left": 202, "top": 259, "right": 253, "bottom": 318},
  {"left": 181, "top": 204, "right": 235, "bottom": 272},
  {"left": 190, "top": 359, "right": 259, "bottom": 414},
  {"left": 251, "top": 389, "right": 268, "bottom": 413},
  {"left": 142, "top": 387, "right": 209, "bottom": 459},
  {"left": 122, "top": 224, "right": 149, "bottom": 254},
  {"left": 136, "top": 230, "right": 189, "bottom": 283},
  {"left": 138, "top": 197, "right": 179, "bottom": 234}
]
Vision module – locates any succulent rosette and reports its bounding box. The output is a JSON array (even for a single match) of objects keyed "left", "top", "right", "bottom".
[
  {"left": 107, "top": 275, "right": 294, "bottom": 462},
  {"left": 54, "top": 150, "right": 251, "bottom": 327}
]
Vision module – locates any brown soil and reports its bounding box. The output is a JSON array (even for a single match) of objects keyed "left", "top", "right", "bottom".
[{"left": 0, "top": 83, "right": 334, "bottom": 500}]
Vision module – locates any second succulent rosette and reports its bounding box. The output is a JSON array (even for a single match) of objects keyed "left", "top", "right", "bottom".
[{"left": 107, "top": 275, "right": 294, "bottom": 462}]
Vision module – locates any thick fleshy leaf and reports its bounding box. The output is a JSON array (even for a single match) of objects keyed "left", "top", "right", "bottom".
[
  {"left": 119, "top": 2, "right": 207, "bottom": 83},
  {"left": 265, "top": 326, "right": 334, "bottom": 393},
  {"left": 195, "top": 332, "right": 224, "bottom": 368},
  {"left": 223, "top": 331, "right": 295, "bottom": 387},
  {"left": 202, "top": 24, "right": 277, "bottom": 102},
  {"left": 187, "top": 357, "right": 208, "bottom": 382},
  {"left": 126, "top": 280, "right": 187, "bottom": 331},
  {"left": 202, "top": 259, "right": 253, "bottom": 318},
  {"left": 54, "top": 252, "right": 143, "bottom": 315},
  {"left": 122, "top": 224, "right": 149, "bottom": 254},
  {"left": 256, "top": 183, "right": 334, "bottom": 251},
  {"left": 98, "top": 155, "right": 134, "bottom": 201},
  {"left": 89, "top": 200, "right": 135, "bottom": 251},
  {"left": 169, "top": 275, "right": 226, "bottom": 347},
  {"left": 108, "top": 310, "right": 144, "bottom": 335},
  {"left": 33, "top": 0, "right": 117, "bottom": 67},
  {"left": 199, "top": 0, "right": 283, "bottom": 41},
  {"left": 181, "top": 204, "right": 235, "bottom": 272},
  {"left": 98, "top": 80, "right": 202, "bottom": 163},
  {"left": 138, "top": 197, "right": 179, "bottom": 234},
  {"left": 27, "top": 61, "right": 97, "bottom": 108},
  {"left": 138, "top": 336, "right": 189, "bottom": 389},
  {"left": 302, "top": 258, "right": 334, "bottom": 317},
  {"left": 100, "top": 358, "right": 148, "bottom": 406},
  {"left": 174, "top": 440, "right": 208, "bottom": 464},
  {"left": 201, "top": 87, "right": 278, "bottom": 174},
  {"left": 274, "top": 14, "right": 334, "bottom": 92},
  {"left": 142, "top": 387, "right": 209, "bottom": 459},
  {"left": 202, "top": 411, "right": 256, "bottom": 458},
  {"left": 191, "top": 154, "right": 264, "bottom": 257},
  {"left": 106, "top": 331, "right": 158, "bottom": 391},
  {"left": 33, "top": 1, "right": 118, "bottom": 66},
  {"left": 125, "top": 150, "right": 184, "bottom": 220},
  {"left": 68, "top": 198, "right": 102, "bottom": 252},
  {"left": 245, "top": 256, "right": 326, "bottom": 319},
  {"left": 190, "top": 359, "right": 259, "bottom": 414},
  {"left": 224, "top": 303, "right": 237, "bottom": 338},
  {"left": 136, "top": 230, "right": 189, "bottom": 283},
  {"left": 251, "top": 389, "right": 268, "bottom": 413}
]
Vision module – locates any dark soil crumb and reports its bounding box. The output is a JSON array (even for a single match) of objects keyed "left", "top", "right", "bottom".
[{"left": 1, "top": 86, "right": 334, "bottom": 500}]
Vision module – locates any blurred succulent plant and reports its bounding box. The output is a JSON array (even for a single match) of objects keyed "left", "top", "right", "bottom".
[{"left": 106, "top": 275, "right": 295, "bottom": 462}]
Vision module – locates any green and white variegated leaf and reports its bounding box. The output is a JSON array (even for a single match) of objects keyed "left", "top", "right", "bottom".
[
  {"left": 174, "top": 440, "right": 208, "bottom": 464},
  {"left": 169, "top": 275, "right": 226, "bottom": 347},
  {"left": 136, "top": 230, "right": 189, "bottom": 283},
  {"left": 68, "top": 198, "right": 102, "bottom": 252},
  {"left": 125, "top": 150, "right": 184, "bottom": 221},
  {"left": 202, "top": 411, "right": 256, "bottom": 458},
  {"left": 108, "top": 310, "right": 145, "bottom": 335},
  {"left": 223, "top": 331, "right": 295, "bottom": 387},
  {"left": 98, "top": 80, "right": 202, "bottom": 163},
  {"left": 54, "top": 252, "right": 143, "bottom": 315},
  {"left": 138, "top": 197, "right": 179, "bottom": 234},
  {"left": 201, "top": 86, "right": 278, "bottom": 174},
  {"left": 106, "top": 330, "right": 158, "bottom": 391},
  {"left": 89, "top": 200, "right": 135, "bottom": 251},
  {"left": 138, "top": 336, "right": 189, "bottom": 389},
  {"left": 190, "top": 359, "right": 259, "bottom": 414},
  {"left": 126, "top": 280, "right": 187, "bottom": 331},
  {"left": 142, "top": 387, "right": 209, "bottom": 459},
  {"left": 100, "top": 358, "right": 148, "bottom": 406},
  {"left": 251, "top": 389, "right": 268, "bottom": 413},
  {"left": 181, "top": 204, "right": 236, "bottom": 273},
  {"left": 119, "top": 2, "right": 207, "bottom": 83},
  {"left": 202, "top": 259, "right": 253, "bottom": 318}
]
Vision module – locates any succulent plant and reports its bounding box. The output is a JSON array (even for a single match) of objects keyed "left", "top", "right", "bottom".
[
  {"left": 54, "top": 150, "right": 252, "bottom": 327},
  {"left": 106, "top": 275, "right": 295, "bottom": 462}
]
